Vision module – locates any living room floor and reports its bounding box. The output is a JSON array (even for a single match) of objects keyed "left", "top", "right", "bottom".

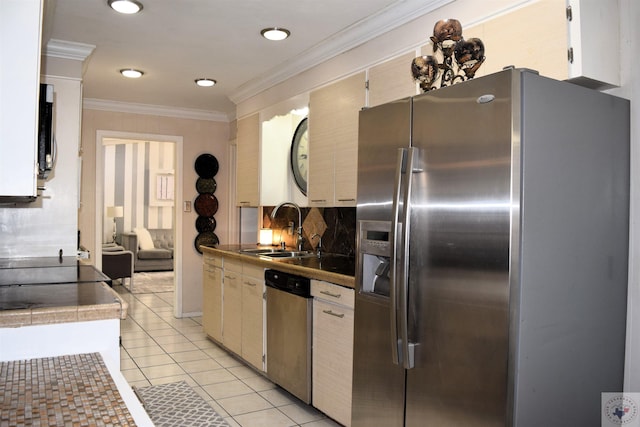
[{"left": 114, "top": 285, "right": 340, "bottom": 427}]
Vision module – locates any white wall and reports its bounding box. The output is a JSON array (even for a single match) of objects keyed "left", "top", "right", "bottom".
[
  {"left": 613, "top": 0, "right": 640, "bottom": 393},
  {"left": 80, "top": 110, "right": 229, "bottom": 316},
  {"left": 0, "top": 75, "right": 81, "bottom": 258}
]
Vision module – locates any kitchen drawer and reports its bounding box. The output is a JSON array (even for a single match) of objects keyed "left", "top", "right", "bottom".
[
  {"left": 242, "top": 263, "right": 265, "bottom": 281},
  {"left": 224, "top": 258, "right": 243, "bottom": 273},
  {"left": 203, "top": 253, "right": 222, "bottom": 268},
  {"left": 311, "top": 280, "right": 354, "bottom": 309}
]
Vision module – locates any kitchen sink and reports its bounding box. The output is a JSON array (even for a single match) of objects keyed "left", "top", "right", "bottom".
[
  {"left": 239, "top": 248, "right": 285, "bottom": 255},
  {"left": 239, "top": 248, "right": 316, "bottom": 259},
  {"left": 262, "top": 251, "right": 314, "bottom": 258}
]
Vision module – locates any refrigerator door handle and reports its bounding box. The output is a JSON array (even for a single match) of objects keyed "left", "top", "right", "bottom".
[
  {"left": 389, "top": 148, "right": 406, "bottom": 365},
  {"left": 401, "top": 148, "right": 416, "bottom": 370}
]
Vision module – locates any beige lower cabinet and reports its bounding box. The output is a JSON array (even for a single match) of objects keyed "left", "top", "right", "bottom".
[
  {"left": 222, "top": 259, "right": 243, "bottom": 356},
  {"left": 202, "top": 255, "right": 266, "bottom": 372},
  {"left": 202, "top": 253, "right": 223, "bottom": 343},
  {"left": 311, "top": 280, "right": 355, "bottom": 427},
  {"left": 241, "top": 263, "right": 265, "bottom": 371}
]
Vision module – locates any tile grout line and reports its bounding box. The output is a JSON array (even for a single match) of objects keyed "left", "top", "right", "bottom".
[
  {"left": 117, "top": 285, "right": 334, "bottom": 427},
  {"left": 118, "top": 288, "right": 284, "bottom": 425}
]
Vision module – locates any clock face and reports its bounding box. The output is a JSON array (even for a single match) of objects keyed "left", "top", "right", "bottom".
[{"left": 290, "top": 117, "right": 308, "bottom": 195}]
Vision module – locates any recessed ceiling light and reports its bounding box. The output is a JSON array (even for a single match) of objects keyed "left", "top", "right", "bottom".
[
  {"left": 261, "top": 27, "right": 290, "bottom": 41},
  {"left": 120, "top": 69, "right": 144, "bottom": 78},
  {"left": 195, "top": 78, "right": 217, "bottom": 87},
  {"left": 108, "top": 0, "right": 143, "bottom": 14}
]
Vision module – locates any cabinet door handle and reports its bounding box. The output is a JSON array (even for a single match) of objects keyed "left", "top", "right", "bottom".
[
  {"left": 244, "top": 281, "right": 257, "bottom": 287},
  {"left": 320, "top": 290, "right": 341, "bottom": 299},
  {"left": 311, "top": 199, "right": 327, "bottom": 203},
  {"left": 337, "top": 198, "right": 356, "bottom": 202},
  {"left": 224, "top": 274, "right": 236, "bottom": 280},
  {"left": 323, "top": 309, "right": 345, "bottom": 318}
]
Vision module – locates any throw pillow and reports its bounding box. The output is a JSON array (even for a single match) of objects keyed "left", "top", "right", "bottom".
[{"left": 134, "top": 227, "right": 155, "bottom": 250}]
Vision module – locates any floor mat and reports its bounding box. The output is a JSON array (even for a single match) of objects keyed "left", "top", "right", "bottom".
[
  {"left": 134, "top": 381, "right": 228, "bottom": 427},
  {"left": 127, "top": 271, "right": 174, "bottom": 294}
]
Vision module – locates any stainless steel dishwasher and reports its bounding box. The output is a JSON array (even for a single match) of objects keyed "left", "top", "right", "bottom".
[{"left": 265, "top": 269, "right": 312, "bottom": 403}]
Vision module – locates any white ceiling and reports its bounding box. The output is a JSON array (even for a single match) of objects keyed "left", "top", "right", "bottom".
[{"left": 42, "top": 0, "right": 450, "bottom": 120}]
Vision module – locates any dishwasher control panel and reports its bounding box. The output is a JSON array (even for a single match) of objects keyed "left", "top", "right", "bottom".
[{"left": 264, "top": 269, "right": 311, "bottom": 297}]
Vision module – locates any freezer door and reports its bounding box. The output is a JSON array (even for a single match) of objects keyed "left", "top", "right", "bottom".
[
  {"left": 352, "top": 98, "right": 410, "bottom": 427},
  {"left": 405, "top": 71, "right": 513, "bottom": 426},
  {"left": 356, "top": 97, "right": 412, "bottom": 222}
]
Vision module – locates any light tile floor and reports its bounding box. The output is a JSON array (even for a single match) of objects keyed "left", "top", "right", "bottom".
[{"left": 114, "top": 285, "right": 341, "bottom": 427}]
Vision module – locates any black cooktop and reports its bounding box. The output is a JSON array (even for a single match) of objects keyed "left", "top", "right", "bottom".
[
  {"left": 0, "top": 257, "right": 110, "bottom": 286},
  {"left": 0, "top": 281, "right": 118, "bottom": 310}
]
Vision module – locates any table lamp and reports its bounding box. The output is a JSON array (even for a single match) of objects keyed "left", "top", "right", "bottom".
[{"left": 107, "top": 206, "right": 124, "bottom": 243}]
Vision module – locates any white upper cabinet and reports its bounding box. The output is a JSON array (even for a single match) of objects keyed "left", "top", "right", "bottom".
[
  {"left": 0, "top": 0, "right": 43, "bottom": 200},
  {"left": 457, "top": 0, "right": 619, "bottom": 90},
  {"left": 260, "top": 112, "right": 307, "bottom": 206},
  {"left": 368, "top": 52, "right": 418, "bottom": 108},
  {"left": 236, "top": 0, "right": 621, "bottom": 209},
  {"left": 236, "top": 110, "right": 308, "bottom": 207},
  {"left": 308, "top": 72, "right": 365, "bottom": 207},
  {"left": 565, "top": 0, "right": 620, "bottom": 89},
  {"left": 236, "top": 113, "right": 260, "bottom": 207}
]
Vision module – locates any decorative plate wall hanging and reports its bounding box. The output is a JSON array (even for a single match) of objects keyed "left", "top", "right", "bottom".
[
  {"left": 194, "top": 153, "right": 219, "bottom": 253},
  {"left": 195, "top": 177, "right": 217, "bottom": 194},
  {"left": 194, "top": 153, "right": 219, "bottom": 178},
  {"left": 194, "top": 193, "right": 219, "bottom": 217},
  {"left": 195, "top": 216, "right": 217, "bottom": 233}
]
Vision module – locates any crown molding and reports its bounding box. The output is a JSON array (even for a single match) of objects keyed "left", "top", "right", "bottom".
[
  {"left": 45, "top": 39, "right": 95, "bottom": 61},
  {"left": 83, "top": 98, "right": 230, "bottom": 122},
  {"left": 229, "top": 0, "right": 453, "bottom": 104}
]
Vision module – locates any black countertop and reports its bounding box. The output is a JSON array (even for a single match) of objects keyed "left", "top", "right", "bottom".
[
  {"left": 276, "top": 253, "right": 356, "bottom": 277},
  {"left": 0, "top": 257, "right": 115, "bottom": 311},
  {"left": 0, "top": 282, "right": 119, "bottom": 310},
  {"left": 0, "top": 257, "right": 110, "bottom": 287},
  {"left": 0, "top": 256, "right": 79, "bottom": 269},
  {"left": 201, "top": 245, "right": 356, "bottom": 288}
]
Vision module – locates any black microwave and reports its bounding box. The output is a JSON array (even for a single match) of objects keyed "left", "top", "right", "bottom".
[{"left": 38, "top": 83, "right": 54, "bottom": 179}]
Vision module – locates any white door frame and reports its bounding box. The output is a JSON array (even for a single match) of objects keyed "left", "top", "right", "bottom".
[{"left": 95, "top": 130, "right": 184, "bottom": 318}]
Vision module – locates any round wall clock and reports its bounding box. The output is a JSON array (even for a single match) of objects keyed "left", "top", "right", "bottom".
[{"left": 290, "top": 117, "right": 308, "bottom": 195}]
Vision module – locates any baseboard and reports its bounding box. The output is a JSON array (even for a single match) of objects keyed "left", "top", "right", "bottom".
[{"left": 180, "top": 311, "right": 202, "bottom": 318}]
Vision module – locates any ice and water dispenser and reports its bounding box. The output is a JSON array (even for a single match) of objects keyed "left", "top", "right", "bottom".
[{"left": 358, "top": 220, "right": 392, "bottom": 297}]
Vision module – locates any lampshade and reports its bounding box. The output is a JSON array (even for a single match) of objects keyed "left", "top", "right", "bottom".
[
  {"left": 107, "top": 206, "right": 124, "bottom": 218},
  {"left": 259, "top": 228, "right": 273, "bottom": 245}
]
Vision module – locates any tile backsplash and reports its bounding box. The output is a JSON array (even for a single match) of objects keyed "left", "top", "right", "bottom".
[{"left": 263, "top": 207, "right": 356, "bottom": 257}]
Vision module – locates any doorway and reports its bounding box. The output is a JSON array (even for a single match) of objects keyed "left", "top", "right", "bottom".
[{"left": 95, "top": 130, "right": 184, "bottom": 317}]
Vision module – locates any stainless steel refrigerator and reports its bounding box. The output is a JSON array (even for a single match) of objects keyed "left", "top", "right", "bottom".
[{"left": 352, "top": 68, "right": 630, "bottom": 427}]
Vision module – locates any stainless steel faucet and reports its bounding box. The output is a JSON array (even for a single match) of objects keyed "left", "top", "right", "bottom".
[
  {"left": 311, "top": 233, "right": 322, "bottom": 257},
  {"left": 271, "top": 202, "right": 304, "bottom": 251}
]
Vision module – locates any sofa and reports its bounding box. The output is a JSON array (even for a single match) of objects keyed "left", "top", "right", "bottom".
[{"left": 120, "top": 228, "right": 174, "bottom": 272}]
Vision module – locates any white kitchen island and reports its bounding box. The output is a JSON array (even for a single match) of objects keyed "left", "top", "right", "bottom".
[{"left": 0, "top": 258, "right": 154, "bottom": 426}]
